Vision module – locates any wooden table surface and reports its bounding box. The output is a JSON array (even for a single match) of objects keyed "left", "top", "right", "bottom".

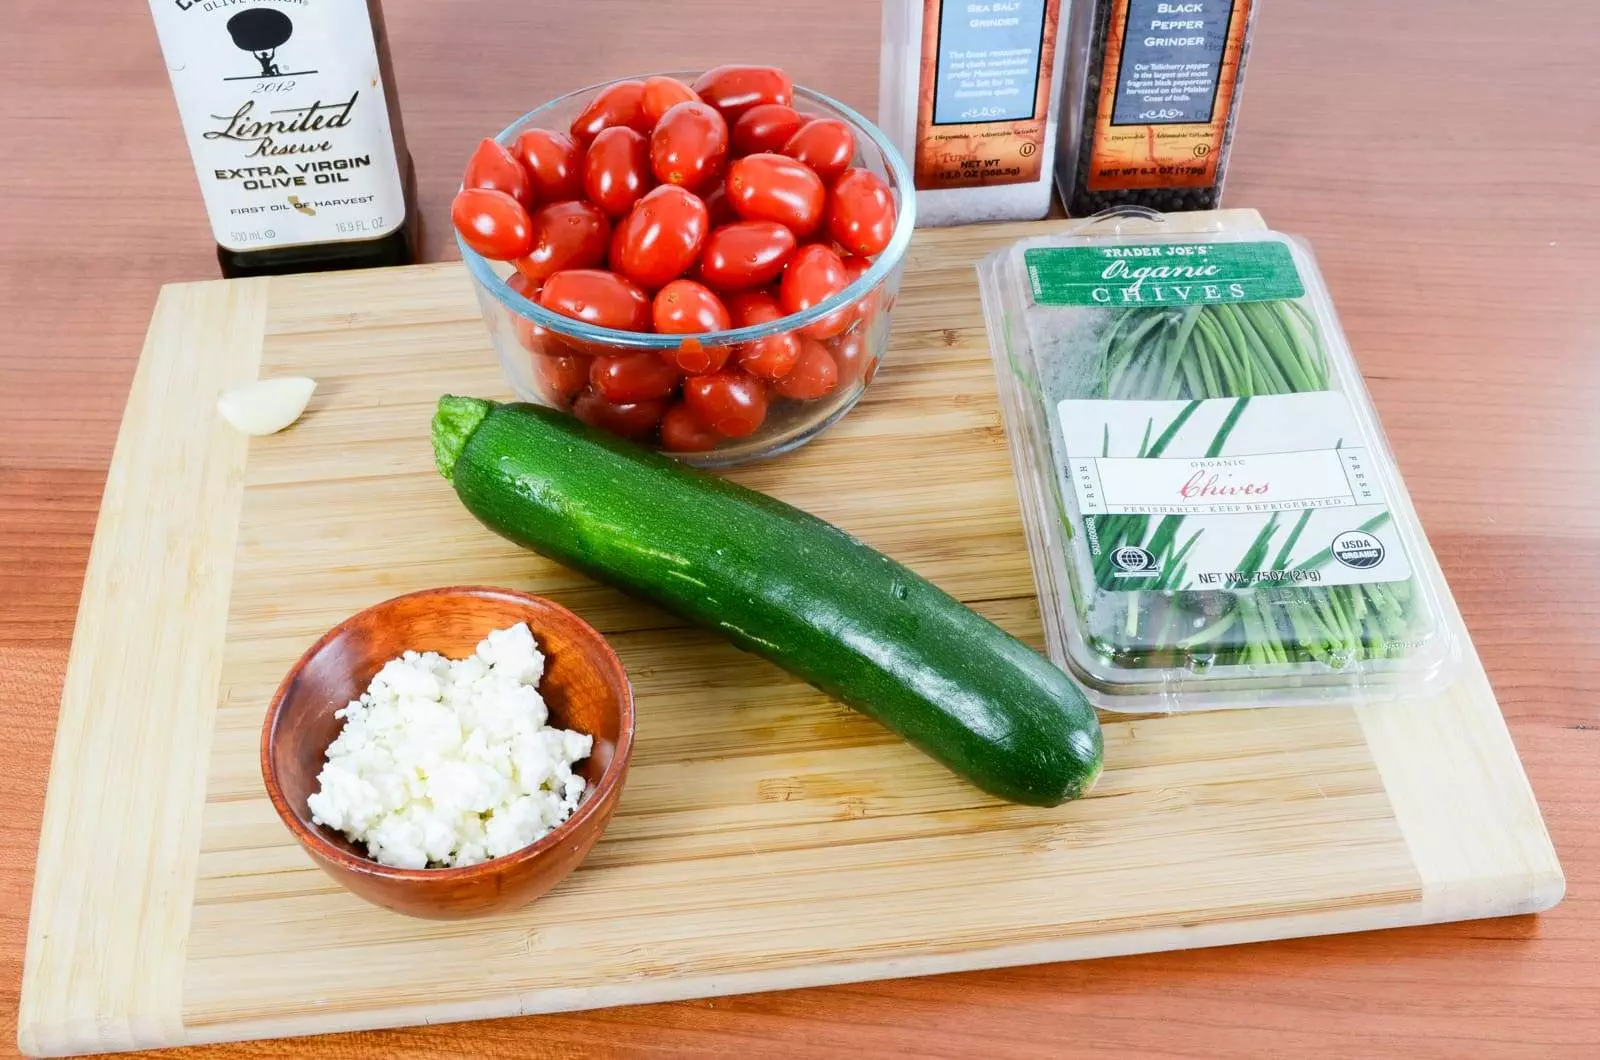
[{"left": 1, "top": 1, "right": 1595, "bottom": 1057}]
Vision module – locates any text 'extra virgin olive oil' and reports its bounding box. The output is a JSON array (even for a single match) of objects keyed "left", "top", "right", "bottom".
[{"left": 149, "top": 0, "right": 418, "bottom": 277}]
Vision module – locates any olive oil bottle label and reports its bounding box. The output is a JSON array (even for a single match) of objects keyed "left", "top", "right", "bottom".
[
  {"left": 1084, "top": 0, "right": 1251, "bottom": 193},
  {"left": 150, "top": 0, "right": 406, "bottom": 251},
  {"left": 1056, "top": 393, "right": 1413, "bottom": 592},
  {"left": 1025, "top": 240, "right": 1303, "bottom": 306},
  {"left": 913, "top": 0, "right": 1063, "bottom": 189}
]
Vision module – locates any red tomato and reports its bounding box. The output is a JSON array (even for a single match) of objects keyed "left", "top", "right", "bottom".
[
  {"left": 533, "top": 352, "right": 589, "bottom": 408},
  {"left": 584, "top": 127, "right": 652, "bottom": 216},
  {"left": 650, "top": 102, "right": 729, "bottom": 191},
  {"left": 828, "top": 167, "right": 896, "bottom": 257},
  {"left": 692, "top": 65, "right": 794, "bottom": 121},
  {"left": 538, "top": 269, "right": 651, "bottom": 332},
  {"left": 725, "top": 288, "right": 784, "bottom": 326},
  {"left": 507, "top": 270, "right": 540, "bottom": 299},
  {"left": 609, "top": 185, "right": 709, "bottom": 289},
  {"left": 698, "top": 221, "right": 797, "bottom": 291},
  {"left": 652, "top": 279, "right": 732, "bottom": 334},
  {"left": 659, "top": 403, "right": 722, "bottom": 452},
  {"left": 642, "top": 76, "right": 700, "bottom": 125},
  {"left": 572, "top": 389, "right": 668, "bottom": 440},
  {"left": 779, "top": 243, "right": 850, "bottom": 338},
  {"left": 514, "top": 128, "right": 585, "bottom": 201},
  {"left": 653, "top": 279, "right": 733, "bottom": 373},
  {"left": 781, "top": 119, "right": 856, "bottom": 185},
  {"left": 702, "top": 182, "right": 736, "bottom": 228},
  {"left": 683, "top": 372, "right": 769, "bottom": 437},
  {"left": 463, "top": 138, "right": 533, "bottom": 210},
  {"left": 589, "top": 352, "right": 682, "bottom": 403},
  {"left": 731, "top": 104, "right": 805, "bottom": 156},
  {"left": 570, "top": 79, "right": 651, "bottom": 141},
  {"left": 452, "top": 187, "right": 535, "bottom": 260},
  {"left": 513, "top": 200, "right": 610, "bottom": 284},
  {"left": 736, "top": 330, "right": 801, "bottom": 381},
  {"left": 839, "top": 253, "right": 872, "bottom": 286},
  {"left": 508, "top": 272, "right": 554, "bottom": 355},
  {"left": 773, "top": 340, "right": 839, "bottom": 400},
  {"left": 837, "top": 252, "right": 878, "bottom": 325},
  {"left": 829, "top": 331, "right": 869, "bottom": 383},
  {"left": 726, "top": 153, "right": 825, "bottom": 235},
  {"left": 726, "top": 290, "right": 800, "bottom": 380}
]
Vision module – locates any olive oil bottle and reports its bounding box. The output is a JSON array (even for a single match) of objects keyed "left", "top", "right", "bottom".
[{"left": 148, "top": 0, "right": 417, "bottom": 277}]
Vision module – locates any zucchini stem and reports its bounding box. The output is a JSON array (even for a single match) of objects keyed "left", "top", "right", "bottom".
[{"left": 432, "top": 396, "right": 497, "bottom": 482}]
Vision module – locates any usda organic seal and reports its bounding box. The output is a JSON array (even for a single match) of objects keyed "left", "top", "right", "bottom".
[{"left": 1331, "top": 530, "right": 1385, "bottom": 570}]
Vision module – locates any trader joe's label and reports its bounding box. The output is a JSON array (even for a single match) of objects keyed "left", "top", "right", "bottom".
[
  {"left": 1056, "top": 393, "right": 1412, "bottom": 590},
  {"left": 1025, "top": 240, "right": 1303, "bottom": 306},
  {"left": 149, "top": 0, "right": 406, "bottom": 251}
]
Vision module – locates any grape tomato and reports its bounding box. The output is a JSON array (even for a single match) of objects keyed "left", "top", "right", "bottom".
[
  {"left": 650, "top": 101, "right": 729, "bottom": 191},
  {"left": 779, "top": 243, "right": 847, "bottom": 316},
  {"left": 584, "top": 127, "right": 652, "bottom": 216},
  {"left": 609, "top": 185, "right": 708, "bottom": 289},
  {"left": 452, "top": 187, "right": 534, "bottom": 260},
  {"left": 641, "top": 75, "right": 700, "bottom": 124},
  {"left": 726, "top": 153, "right": 825, "bottom": 235},
  {"left": 702, "top": 183, "right": 736, "bottom": 228},
  {"left": 573, "top": 389, "right": 668, "bottom": 439},
  {"left": 836, "top": 252, "right": 879, "bottom": 325},
  {"left": 725, "top": 289, "right": 799, "bottom": 380},
  {"left": 781, "top": 119, "right": 856, "bottom": 186},
  {"left": 652, "top": 279, "right": 735, "bottom": 374},
  {"left": 828, "top": 331, "right": 869, "bottom": 383},
  {"left": 652, "top": 279, "right": 732, "bottom": 334},
  {"left": 659, "top": 403, "right": 722, "bottom": 452},
  {"left": 533, "top": 352, "right": 590, "bottom": 406},
  {"left": 515, "top": 128, "right": 585, "bottom": 202},
  {"left": 589, "top": 351, "right": 682, "bottom": 403},
  {"left": 726, "top": 288, "right": 784, "bottom": 325},
  {"left": 463, "top": 138, "right": 533, "bottom": 209},
  {"left": 732, "top": 104, "right": 805, "bottom": 157},
  {"left": 684, "top": 371, "right": 769, "bottom": 437},
  {"left": 508, "top": 272, "right": 558, "bottom": 356},
  {"left": 570, "top": 79, "right": 651, "bottom": 141},
  {"left": 698, "top": 220, "right": 797, "bottom": 291},
  {"left": 514, "top": 200, "right": 610, "bottom": 284},
  {"left": 691, "top": 65, "right": 793, "bottom": 121},
  {"left": 827, "top": 167, "right": 896, "bottom": 257},
  {"left": 736, "top": 330, "right": 801, "bottom": 381},
  {"left": 538, "top": 269, "right": 651, "bottom": 332},
  {"left": 773, "top": 339, "right": 839, "bottom": 400}
]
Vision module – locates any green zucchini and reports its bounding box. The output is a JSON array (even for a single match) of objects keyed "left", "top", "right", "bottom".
[{"left": 432, "top": 397, "right": 1103, "bottom": 806}]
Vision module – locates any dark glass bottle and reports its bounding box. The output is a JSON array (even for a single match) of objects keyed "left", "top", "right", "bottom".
[{"left": 150, "top": 0, "right": 418, "bottom": 277}]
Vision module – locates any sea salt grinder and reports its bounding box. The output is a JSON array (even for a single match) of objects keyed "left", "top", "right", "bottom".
[{"left": 880, "top": 0, "right": 1069, "bottom": 225}]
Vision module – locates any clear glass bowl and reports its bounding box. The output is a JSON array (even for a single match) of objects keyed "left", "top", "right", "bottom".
[{"left": 457, "top": 73, "right": 916, "bottom": 467}]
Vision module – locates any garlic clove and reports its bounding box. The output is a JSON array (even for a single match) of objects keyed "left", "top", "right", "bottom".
[{"left": 217, "top": 376, "right": 317, "bottom": 436}]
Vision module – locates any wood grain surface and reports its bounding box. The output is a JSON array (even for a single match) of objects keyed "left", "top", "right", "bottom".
[
  {"left": 16, "top": 214, "right": 1557, "bottom": 1053},
  {"left": 1, "top": 1, "right": 1595, "bottom": 1057}
]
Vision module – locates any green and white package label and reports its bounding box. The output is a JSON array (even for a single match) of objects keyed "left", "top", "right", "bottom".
[
  {"left": 1056, "top": 393, "right": 1412, "bottom": 591},
  {"left": 1025, "top": 240, "right": 1305, "bottom": 306}
]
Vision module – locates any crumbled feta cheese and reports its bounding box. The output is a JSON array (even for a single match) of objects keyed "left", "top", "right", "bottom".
[{"left": 306, "top": 622, "right": 592, "bottom": 869}]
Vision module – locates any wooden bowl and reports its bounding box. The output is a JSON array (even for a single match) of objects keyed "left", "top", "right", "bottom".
[{"left": 260, "top": 586, "right": 634, "bottom": 919}]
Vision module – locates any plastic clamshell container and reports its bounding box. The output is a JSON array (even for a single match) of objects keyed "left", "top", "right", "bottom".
[{"left": 978, "top": 210, "right": 1458, "bottom": 712}]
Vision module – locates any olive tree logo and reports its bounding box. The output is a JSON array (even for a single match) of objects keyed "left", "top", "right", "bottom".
[{"left": 223, "top": 8, "right": 317, "bottom": 81}]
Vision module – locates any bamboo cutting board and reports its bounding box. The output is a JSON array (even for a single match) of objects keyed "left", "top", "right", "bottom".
[{"left": 19, "top": 210, "right": 1562, "bottom": 1056}]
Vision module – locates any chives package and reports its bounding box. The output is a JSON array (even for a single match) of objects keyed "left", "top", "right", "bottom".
[{"left": 978, "top": 212, "right": 1458, "bottom": 711}]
